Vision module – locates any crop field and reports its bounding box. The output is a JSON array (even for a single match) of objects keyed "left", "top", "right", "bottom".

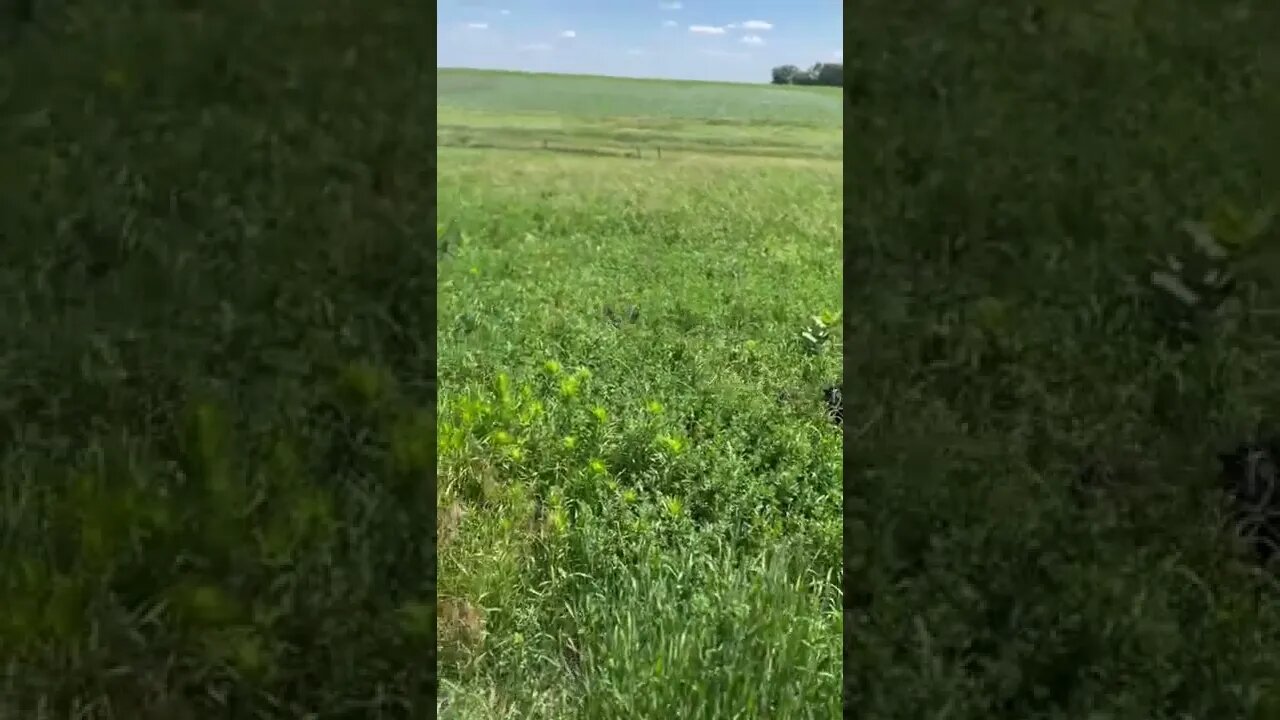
[
  {"left": 436, "top": 70, "right": 843, "bottom": 716},
  {"left": 848, "top": 3, "right": 1280, "bottom": 718}
]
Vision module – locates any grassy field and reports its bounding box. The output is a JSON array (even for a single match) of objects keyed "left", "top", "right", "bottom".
[
  {"left": 1, "top": 2, "right": 434, "bottom": 715},
  {"left": 437, "top": 71, "right": 843, "bottom": 716},
  {"left": 15, "top": 2, "right": 1278, "bottom": 717},
  {"left": 437, "top": 68, "right": 843, "bottom": 125},
  {"left": 436, "top": 69, "right": 842, "bottom": 163},
  {"left": 848, "top": 3, "right": 1280, "bottom": 718}
]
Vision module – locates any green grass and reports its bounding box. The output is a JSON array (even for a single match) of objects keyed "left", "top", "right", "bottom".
[
  {"left": 1, "top": 2, "right": 434, "bottom": 715},
  {"left": 848, "top": 2, "right": 1280, "bottom": 718},
  {"left": 436, "top": 74, "right": 843, "bottom": 716},
  {"left": 436, "top": 68, "right": 843, "bottom": 164},
  {"left": 437, "top": 106, "right": 842, "bottom": 162},
  {"left": 437, "top": 68, "right": 843, "bottom": 126}
]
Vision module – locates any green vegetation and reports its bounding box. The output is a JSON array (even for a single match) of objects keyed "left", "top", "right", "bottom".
[
  {"left": 770, "top": 63, "right": 843, "bottom": 87},
  {"left": 438, "top": 68, "right": 843, "bottom": 126},
  {"left": 437, "top": 106, "right": 841, "bottom": 162},
  {"left": 437, "top": 73, "right": 842, "bottom": 716},
  {"left": 848, "top": 2, "right": 1280, "bottom": 717},
  {"left": 436, "top": 69, "right": 842, "bottom": 164},
  {"left": 1, "top": 2, "right": 433, "bottom": 715}
]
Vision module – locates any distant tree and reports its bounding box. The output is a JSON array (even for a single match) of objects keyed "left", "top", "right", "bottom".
[
  {"left": 771, "top": 64, "right": 800, "bottom": 84},
  {"left": 791, "top": 69, "right": 816, "bottom": 85},
  {"left": 815, "top": 62, "right": 843, "bottom": 86},
  {"left": 770, "top": 62, "right": 842, "bottom": 86}
]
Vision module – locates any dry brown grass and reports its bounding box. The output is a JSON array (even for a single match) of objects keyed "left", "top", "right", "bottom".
[{"left": 438, "top": 596, "right": 487, "bottom": 666}]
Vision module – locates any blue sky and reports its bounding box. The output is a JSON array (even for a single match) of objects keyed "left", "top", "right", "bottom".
[{"left": 437, "top": 0, "right": 843, "bottom": 84}]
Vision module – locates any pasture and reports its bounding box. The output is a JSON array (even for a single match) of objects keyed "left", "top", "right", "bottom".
[{"left": 436, "top": 69, "right": 843, "bottom": 717}]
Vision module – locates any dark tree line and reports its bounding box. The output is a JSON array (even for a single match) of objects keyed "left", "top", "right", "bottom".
[{"left": 770, "top": 62, "right": 842, "bottom": 87}]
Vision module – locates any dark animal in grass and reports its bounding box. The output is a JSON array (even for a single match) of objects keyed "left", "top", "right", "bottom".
[
  {"left": 823, "top": 384, "right": 842, "bottom": 427},
  {"left": 1218, "top": 440, "right": 1280, "bottom": 567}
]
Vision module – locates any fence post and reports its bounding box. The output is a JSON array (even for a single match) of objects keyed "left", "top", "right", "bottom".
[{"left": 657, "top": 146, "right": 662, "bottom": 160}]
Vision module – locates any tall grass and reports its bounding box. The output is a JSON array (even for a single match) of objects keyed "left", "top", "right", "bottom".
[
  {"left": 1, "top": 2, "right": 434, "bottom": 715},
  {"left": 436, "top": 142, "right": 842, "bottom": 715},
  {"left": 847, "top": 2, "right": 1280, "bottom": 717}
]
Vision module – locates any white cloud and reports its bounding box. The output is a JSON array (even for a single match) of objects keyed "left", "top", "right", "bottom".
[
  {"left": 560, "top": 30, "right": 576, "bottom": 38},
  {"left": 726, "top": 23, "right": 737, "bottom": 29},
  {"left": 465, "top": 22, "right": 489, "bottom": 29},
  {"left": 663, "top": 20, "right": 678, "bottom": 27},
  {"left": 739, "top": 20, "right": 773, "bottom": 30},
  {"left": 499, "top": 9, "right": 510, "bottom": 15},
  {"left": 741, "top": 35, "right": 764, "bottom": 45},
  {"left": 520, "top": 43, "right": 553, "bottom": 52},
  {"left": 688, "top": 25, "right": 726, "bottom": 35},
  {"left": 627, "top": 48, "right": 645, "bottom": 56},
  {"left": 659, "top": 1, "right": 683, "bottom": 9}
]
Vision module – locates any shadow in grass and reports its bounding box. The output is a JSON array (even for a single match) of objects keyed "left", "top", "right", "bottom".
[{"left": 438, "top": 138, "right": 837, "bottom": 163}]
